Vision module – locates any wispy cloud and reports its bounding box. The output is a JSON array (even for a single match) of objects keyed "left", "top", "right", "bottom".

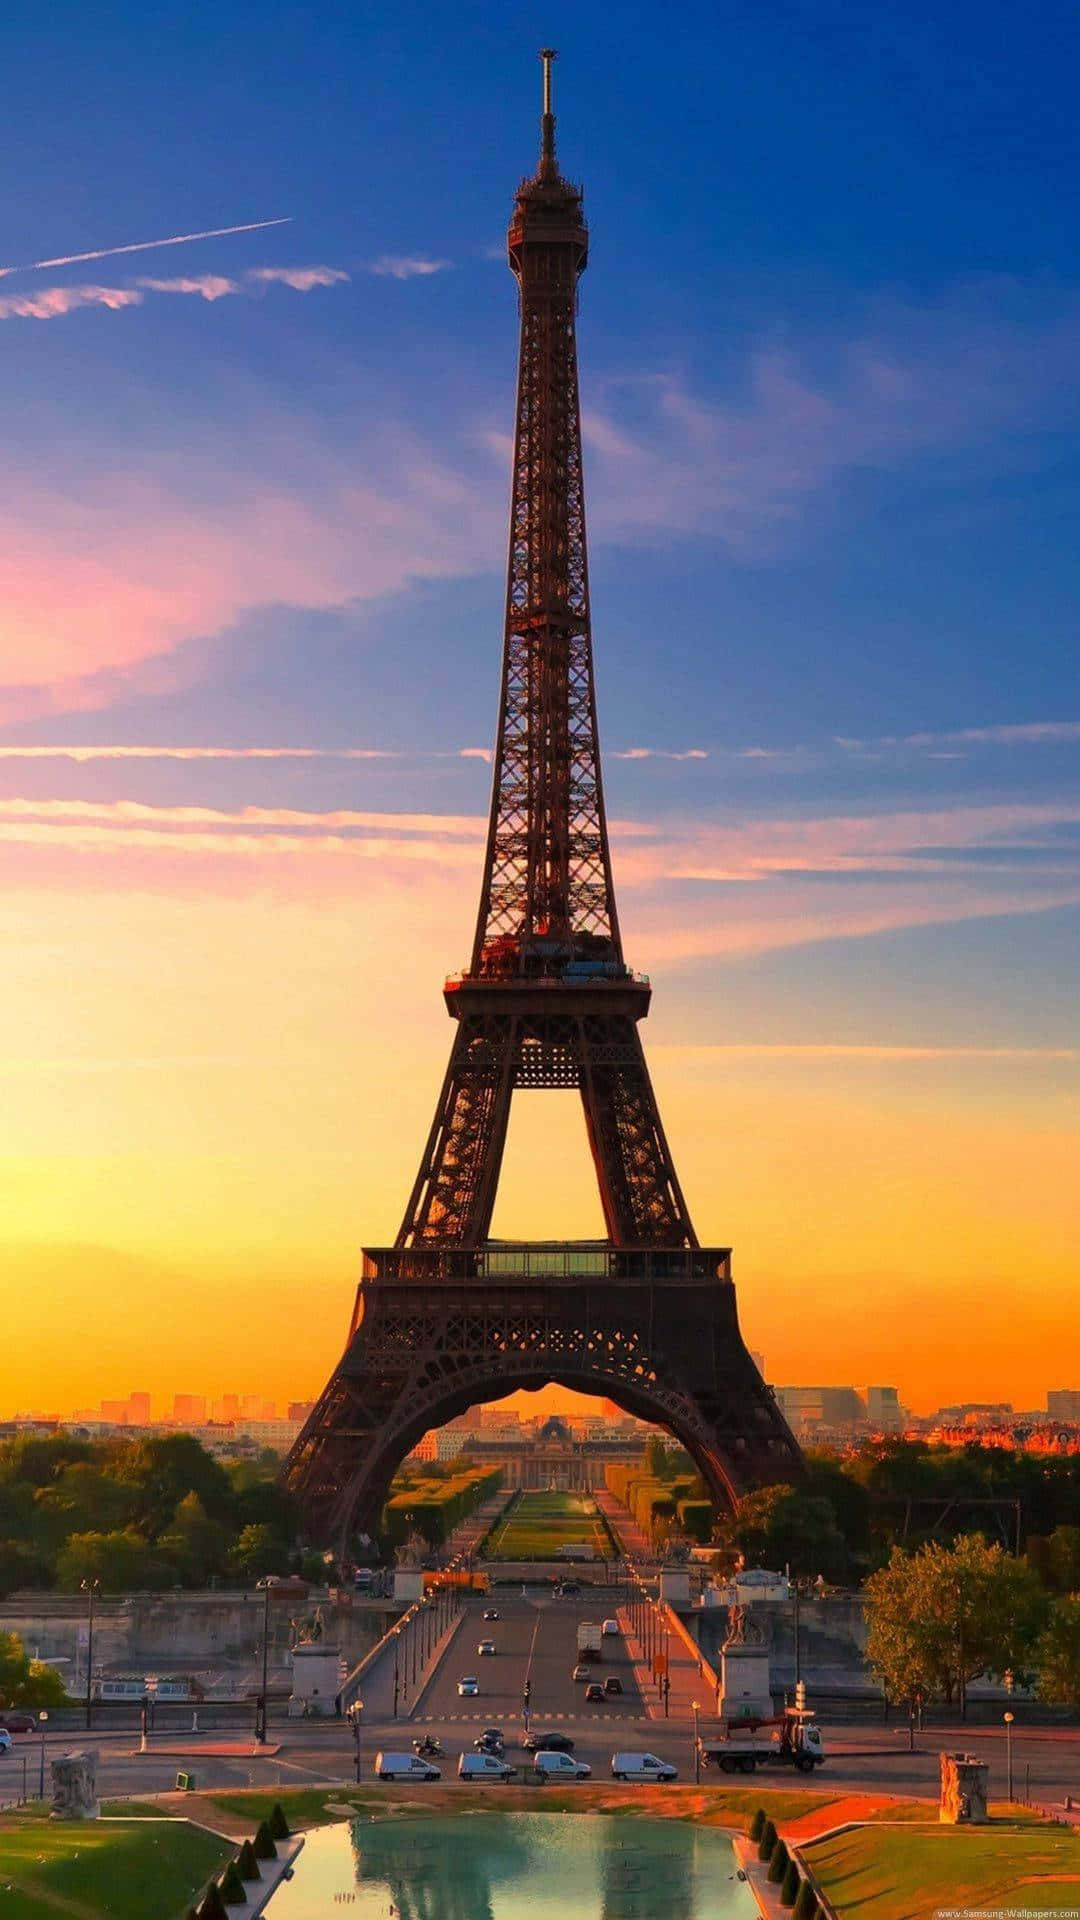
[
  {"left": 369, "top": 255, "right": 452, "bottom": 280},
  {"left": 0, "top": 284, "right": 143, "bottom": 321},
  {"left": 0, "top": 745, "right": 400, "bottom": 762},
  {"left": 0, "top": 218, "right": 291, "bottom": 278},
  {"left": 247, "top": 266, "right": 349, "bottom": 291},
  {"left": 837, "top": 720, "right": 1080, "bottom": 755},
  {"left": 137, "top": 275, "right": 240, "bottom": 301},
  {"left": 612, "top": 747, "right": 708, "bottom": 761}
]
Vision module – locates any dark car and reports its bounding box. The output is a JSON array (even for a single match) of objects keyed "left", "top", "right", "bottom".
[
  {"left": 558, "top": 1582, "right": 581, "bottom": 1597},
  {"left": 0, "top": 1711, "right": 36, "bottom": 1734},
  {"left": 603, "top": 1676, "right": 623, "bottom": 1696},
  {"left": 522, "top": 1730, "right": 574, "bottom": 1753},
  {"left": 482, "top": 1608, "right": 499, "bottom": 1621},
  {"left": 584, "top": 1682, "right": 605, "bottom": 1703}
]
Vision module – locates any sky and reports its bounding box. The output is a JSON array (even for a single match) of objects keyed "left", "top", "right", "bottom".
[{"left": 2, "top": 0, "right": 1078, "bottom": 1422}]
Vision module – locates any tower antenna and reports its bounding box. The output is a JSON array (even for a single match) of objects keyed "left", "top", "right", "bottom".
[{"left": 539, "top": 46, "right": 557, "bottom": 177}]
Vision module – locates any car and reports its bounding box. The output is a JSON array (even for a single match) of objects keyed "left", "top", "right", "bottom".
[
  {"left": 0, "top": 1731, "right": 11, "bottom": 1755},
  {"left": 0, "top": 1711, "right": 36, "bottom": 1734},
  {"left": 603, "top": 1676, "right": 623, "bottom": 1696},
  {"left": 458, "top": 1676, "right": 479, "bottom": 1697},
  {"left": 533, "top": 1750, "right": 591, "bottom": 1782},
  {"left": 572, "top": 1663, "right": 591, "bottom": 1682},
  {"left": 557, "top": 1581, "right": 581, "bottom": 1597},
  {"left": 482, "top": 1608, "right": 499, "bottom": 1621},
  {"left": 458, "top": 1751, "right": 517, "bottom": 1781},
  {"left": 374, "top": 1751, "right": 441, "bottom": 1781},
  {"left": 611, "top": 1752, "right": 678, "bottom": 1783},
  {"left": 522, "top": 1729, "right": 574, "bottom": 1753},
  {"left": 477, "top": 1639, "right": 496, "bottom": 1656},
  {"left": 601, "top": 1618, "right": 620, "bottom": 1637},
  {"left": 584, "top": 1682, "right": 605, "bottom": 1703}
]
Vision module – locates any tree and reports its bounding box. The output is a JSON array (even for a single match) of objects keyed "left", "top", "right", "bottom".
[
  {"left": 118, "top": 1436, "right": 233, "bottom": 1533},
  {"left": 1026, "top": 1526, "right": 1080, "bottom": 1594},
  {"left": 227, "top": 1525, "right": 284, "bottom": 1583},
  {"left": 865, "top": 1534, "right": 1049, "bottom": 1706},
  {"left": 1035, "top": 1596, "right": 1080, "bottom": 1708},
  {"left": 55, "top": 1527, "right": 170, "bottom": 1592},
  {"left": 0, "top": 1631, "right": 69, "bottom": 1710},
  {"left": 715, "top": 1483, "right": 851, "bottom": 1584},
  {"left": 0, "top": 1539, "right": 53, "bottom": 1598},
  {"left": 159, "top": 1494, "right": 231, "bottom": 1585}
]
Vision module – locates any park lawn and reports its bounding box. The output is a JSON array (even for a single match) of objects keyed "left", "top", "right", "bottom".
[
  {"left": 0, "top": 1815, "right": 232, "bottom": 1919},
  {"left": 486, "top": 1490, "right": 614, "bottom": 1561},
  {"left": 804, "top": 1822, "right": 1080, "bottom": 1919}
]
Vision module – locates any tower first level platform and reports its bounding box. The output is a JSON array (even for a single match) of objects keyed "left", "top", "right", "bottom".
[{"left": 288, "top": 1243, "right": 802, "bottom": 1560}]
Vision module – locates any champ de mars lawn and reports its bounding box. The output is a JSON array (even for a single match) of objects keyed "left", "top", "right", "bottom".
[
  {"left": 804, "top": 1821, "right": 1080, "bottom": 1920},
  {"left": 484, "top": 1489, "right": 614, "bottom": 1560}
]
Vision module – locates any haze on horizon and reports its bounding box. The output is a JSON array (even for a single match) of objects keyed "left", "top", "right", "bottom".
[{"left": 2, "top": 1, "right": 1077, "bottom": 1422}]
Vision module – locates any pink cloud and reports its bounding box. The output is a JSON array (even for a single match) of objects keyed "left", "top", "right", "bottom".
[
  {"left": 0, "top": 284, "right": 143, "bottom": 321},
  {"left": 246, "top": 266, "right": 349, "bottom": 291},
  {"left": 137, "top": 275, "right": 239, "bottom": 301}
]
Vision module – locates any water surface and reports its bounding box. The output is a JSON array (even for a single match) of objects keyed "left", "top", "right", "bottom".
[{"left": 268, "top": 1810, "right": 757, "bottom": 1918}]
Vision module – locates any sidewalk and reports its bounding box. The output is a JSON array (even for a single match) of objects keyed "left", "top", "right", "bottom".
[{"left": 617, "top": 1602, "right": 714, "bottom": 1724}]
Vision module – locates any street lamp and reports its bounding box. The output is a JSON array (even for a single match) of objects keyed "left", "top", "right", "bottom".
[
  {"left": 691, "top": 1700, "right": 701, "bottom": 1785},
  {"left": 80, "top": 1577, "right": 99, "bottom": 1732},
  {"left": 1004, "top": 1711, "right": 1015, "bottom": 1804},
  {"left": 347, "top": 1699, "right": 363, "bottom": 1782},
  {"left": 392, "top": 1627, "right": 401, "bottom": 1719},
  {"left": 37, "top": 1711, "right": 48, "bottom": 1802},
  {"left": 255, "top": 1578, "right": 271, "bottom": 1744}
]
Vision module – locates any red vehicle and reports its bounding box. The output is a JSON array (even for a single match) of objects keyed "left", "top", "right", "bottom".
[{"left": 0, "top": 1711, "right": 37, "bottom": 1734}]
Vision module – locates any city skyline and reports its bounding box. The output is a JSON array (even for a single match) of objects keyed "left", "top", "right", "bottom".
[{"left": 4, "top": 4, "right": 1078, "bottom": 1418}]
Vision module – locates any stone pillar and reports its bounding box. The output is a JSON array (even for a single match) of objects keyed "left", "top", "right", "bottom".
[
  {"left": 50, "top": 1751, "right": 99, "bottom": 1820},
  {"left": 659, "top": 1568, "right": 691, "bottom": 1607},
  {"left": 392, "top": 1567, "right": 425, "bottom": 1603},
  {"left": 717, "top": 1642, "right": 773, "bottom": 1722},
  {"left": 940, "top": 1751, "right": 989, "bottom": 1824}
]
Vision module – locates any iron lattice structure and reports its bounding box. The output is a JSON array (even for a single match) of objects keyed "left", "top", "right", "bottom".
[{"left": 286, "top": 57, "right": 801, "bottom": 1556}]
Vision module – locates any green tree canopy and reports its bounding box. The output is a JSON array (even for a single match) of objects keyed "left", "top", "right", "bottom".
[
  {"left": 227, "top": 1524, "right": 285, "bottom": 1583},
  {"left": 1026, "top": 1526, "right": 1080, "bottom": 1594},
  {"left": 117, "top": 1435, "right": 234, "bottom": 1532},
  {"left": 865, "top": 1533, "right": 1049, "bottom": 1704},
  {"left": 0, "top": 1631, "right": 69, "bottom": 1709},
  {"left": 159, "top": 1494, "right": 233, "bottom": 1585},
  {"left": 55, "top": 1527, "right": 171, "bottom": 1592},
  {"left": 1035, "top": 1595, "right": 1080, "bottom": 1708},
  {"left": 716, "top": 1483, "right": 852, "bottom": 1584}
]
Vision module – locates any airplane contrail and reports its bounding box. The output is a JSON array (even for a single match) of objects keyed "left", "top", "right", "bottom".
[{"left": 0, "top": 218, "right": 292, "bottom": 278}]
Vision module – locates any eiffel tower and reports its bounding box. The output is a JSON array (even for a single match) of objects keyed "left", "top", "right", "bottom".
[{"left": 286, "top": 54, "right": 801, "bottom": 1558}]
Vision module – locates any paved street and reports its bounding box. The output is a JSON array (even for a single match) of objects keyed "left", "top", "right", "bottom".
[{"left": 418, "top": 1589, "right": 645, "bottom": 1734}]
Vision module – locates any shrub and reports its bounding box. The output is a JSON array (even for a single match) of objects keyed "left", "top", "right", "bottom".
[
  {"left": 793, "top": 1881, "right": 819, "bottom": 1920},
  {"left": 767, "top": 1837, "right": 790, "bottom": 1885},
  {"left": 237, "top": 1837, "right": 261, "bottom": 1879},
  {"left": 197, "top": 1884, "right": 227, "bottom": 1920},
  {"left": 748, "top": 1806, "right": 767, "bottom": 1843},
  {"left": 253, "top": 1819, "right": 277, "bottom": 1860},
  {"left": 781, "top": 1858, "right": 801, "bottom": 1907},
  {"left": 219, "top": 1860, "right": 247, "bottom": 1906},
  {"left": 269, "top": 1801, "right": 290, "bottom": 1839},
  {"left": 757, "top": 1818, "right": 777, "bottom": 1862}
]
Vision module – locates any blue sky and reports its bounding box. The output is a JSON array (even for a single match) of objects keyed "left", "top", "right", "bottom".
[{"left": 1, "top": 1, "right": 1077, "bottom": 1411}]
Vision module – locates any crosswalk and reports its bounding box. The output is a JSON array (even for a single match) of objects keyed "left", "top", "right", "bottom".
[{"left": 411, "top": 1710, "right": 649, "bottom": 1724}]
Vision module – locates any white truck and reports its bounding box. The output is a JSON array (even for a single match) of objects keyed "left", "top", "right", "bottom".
[
  {"left": 575, "top": 1622, "right": 603, "bottom": 1662},
  {"left": 699, "top": 1708, "right": 826, "bottom": 1775}
]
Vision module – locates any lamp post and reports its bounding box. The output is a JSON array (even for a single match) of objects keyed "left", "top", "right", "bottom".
[
  {"left": 392, "top": 1628, "right": 401, "bottom": 1719},
  {"left": 691, "top": 1700, "right": 700, "bottom": 1785},
  {"left": 793, "top": 1576, "right": 801, "bottom": 1688},
  {"left": 1004, "top": 1711, "right": 1015, "bottom": 1804},
  {"left": 80, "top": 1577, "right": 99, "bottom": 1731},
  {"left": 255, "top": 1578, "right": 271, "bottom": 1744},
  {"left": 348, "top": 1699, "right": 363, "bottom": 1782},
  {"left": 37, "top": 1711, "right": 48, "bottom": 1802}
]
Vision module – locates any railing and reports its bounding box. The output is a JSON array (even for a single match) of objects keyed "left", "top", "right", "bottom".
[{"left": 361, "top": 1244, "right": 733, "bottom": 1283}]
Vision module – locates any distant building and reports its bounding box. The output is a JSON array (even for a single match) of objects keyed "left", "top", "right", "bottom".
[
  {"left": 288, "top": 1400, "right": 315, "bottom": 1422},
  {"left": 1047, "top": 1389, "right": 1080, "bottom": 1423},
  {"left": 750, "top": 1350, "right": 766, "bottom": 1378},
  {"left": 173, "top": 1393, "right": 206, "bottom": 1424},
  {"left": 127, "top": 1392, "right": 151, "bottom": 1426},
  {"left": 862, "top": 1386, "right": 903, "bottom": 1431},
  {"left": 775, "top": 1386, "right": 866, "bottom": 1435}
]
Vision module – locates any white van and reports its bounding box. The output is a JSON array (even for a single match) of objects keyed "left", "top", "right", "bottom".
[
  {"left": 601, "top": 1618, "right": 620, "bottom": 1637},
  {"left": 458, "top": 1751, "right": 517, "bottom": 1782},
  {"left": 534, "top": 1750, "right": 591, "bottom": 1781},
  {"left": 611, "top": 1751, "right": 677, "bottom": 1782},
  {"left": 374, "top": 1751, "right": 441, "bottom": 1781}
]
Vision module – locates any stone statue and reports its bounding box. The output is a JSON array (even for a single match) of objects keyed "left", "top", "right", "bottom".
[
  {"left": 724, "top": 1604, "right": 765, "bottom": 1649},
  {"left": 394, "top": 1531, "right": 426, "bottom": 1570},
  {"left": 50, "top": 1751, "right": 99, "bottom": 1820}
]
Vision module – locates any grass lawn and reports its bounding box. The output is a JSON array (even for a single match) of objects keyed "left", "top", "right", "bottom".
[
  {"left": 0, "top": 1814, "right": 232, "bottom": 1919},
  {"left": 804, "top": 1822, "right": 1080, "bottom": 1919},
  {"left": 485, "top": 1490, "right": 614, "bottom": 1561},
  {"left": 202, "top": 1780, "right": 834, "bottom": 1833}
]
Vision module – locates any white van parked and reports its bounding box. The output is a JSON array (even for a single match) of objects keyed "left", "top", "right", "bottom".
[
  {"left": 458, "top": 1751, "right": 517, "bottom": 1782},
  {"left": 374, "top": 1751, "right": 441, "bottom": 1781},
  {"left": 611, "top": 1751, "right": 677, "bottom": 1782},
  {"left": 534, "top": 1750, "right": 591, "bottom": 1781}
]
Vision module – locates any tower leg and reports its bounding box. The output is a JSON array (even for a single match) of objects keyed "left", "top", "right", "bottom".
[
  {"left": 578, "top": 1015, "right": 696, "bottom": 1247},
  {"left": 397, "top": 1014, "right": 515, "bottom": 1247}
]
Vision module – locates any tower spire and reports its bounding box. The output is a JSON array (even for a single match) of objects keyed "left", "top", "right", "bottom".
[{"left": 539, "top": 46, "right": 557, "bottom": 178}]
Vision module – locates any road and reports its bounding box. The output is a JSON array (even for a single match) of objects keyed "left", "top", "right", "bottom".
[{"left": 419, "top": 1590, "right": 644, "bottom": 1738}]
